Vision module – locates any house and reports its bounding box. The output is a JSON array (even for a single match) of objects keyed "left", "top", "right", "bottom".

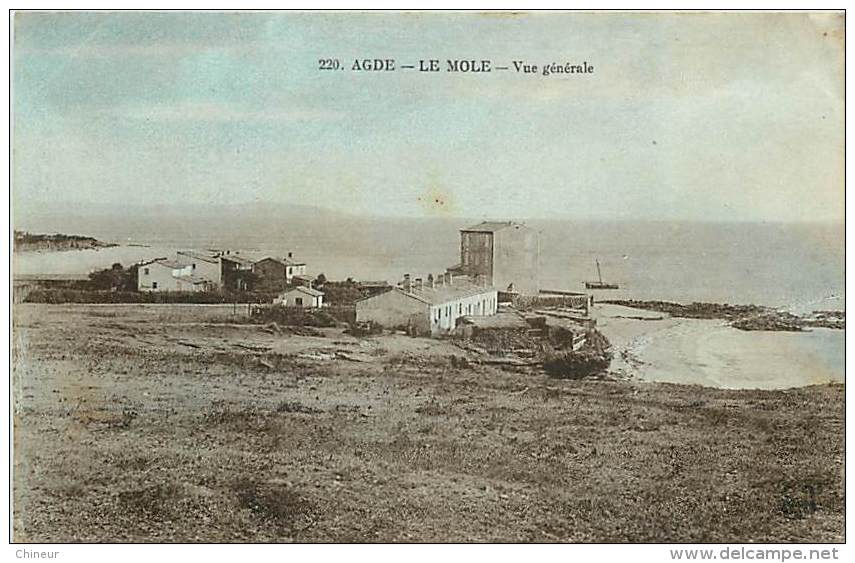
[
  {"left": 220, "top": 253, "right": 255, "bottom": 291},
  {"left": 176, "top": 250, "right": 222, "bottom": 287},
  {"left": 291, "top": 274, "right": 315, "bottom": 287},
  {"left": 355, "top": 272, "right": 498, "bottom": 336},
  {"left": 283, "top": 253, "right": 307, "bottom": 281},
  {"left": 449, "top": 221, "right": 539, "bottom": 295},
  {"left": 275, "top": 286, "right": 324, "bottom": 308},
  {"left": 176, "top": 249, "right": 262, "bottom": 290},
  {"left": 253, "top": 253, "right": 308, "bottom": 287},
  {"left": 137, "top": 259, "right": 210, "bottom": 292}
]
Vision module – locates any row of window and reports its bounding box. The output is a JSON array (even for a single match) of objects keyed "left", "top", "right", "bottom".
[
  {"left": 433, "top": 297, "right": 496, "bottom": 323},
  {"left": 142, "top": 263, "right": 198, "bottom": 276}
]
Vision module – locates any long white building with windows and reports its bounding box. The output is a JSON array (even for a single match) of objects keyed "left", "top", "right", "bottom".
[{"left": 355, "top": 272, "right": 498, "bottom": 336}]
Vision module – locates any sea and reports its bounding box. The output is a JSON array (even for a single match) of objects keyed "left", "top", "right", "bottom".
[
  {"left": 13, "top": 217, "right": 844, "bottom": 389},
  {"left": 13, "top": 217, "right": 845, "bottom": 313}
]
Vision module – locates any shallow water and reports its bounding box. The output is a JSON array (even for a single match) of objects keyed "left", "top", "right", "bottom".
[{"left": 597, "top": 304, "right": 844, "bottom": 390}]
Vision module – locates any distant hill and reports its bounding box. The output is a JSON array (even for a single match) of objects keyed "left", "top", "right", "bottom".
[{"left": 13, "top": 200, "right": 353, "bottom": 243}]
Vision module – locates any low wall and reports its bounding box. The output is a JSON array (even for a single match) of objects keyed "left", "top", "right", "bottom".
[
  {"left": 22, "top": 288, "right": 277, "bottom": 305},
  {"left": 513, "top": 294, "right": 592, "bottom": 311}
]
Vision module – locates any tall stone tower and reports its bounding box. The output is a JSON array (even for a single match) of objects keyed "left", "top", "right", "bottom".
[{"left": 452, "top": 221, "right": 539, "bottom": 295}]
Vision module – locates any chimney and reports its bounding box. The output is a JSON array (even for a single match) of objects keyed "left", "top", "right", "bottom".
[
  {"left": 403, "top": 274, "right": 411, "bottom": 292},
  {"left": 427, "top": 274, "right": 435, "bottom": 289},
  {"left": 415, "top": 277, "right": 423, "bottom": 291},
  {"left": 446, "top": 272, "right": 453, "bottom": 286}
]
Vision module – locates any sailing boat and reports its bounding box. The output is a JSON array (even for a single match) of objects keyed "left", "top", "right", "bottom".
[{"left": 585, "top": 259, "right": 619, "bottom": 290}]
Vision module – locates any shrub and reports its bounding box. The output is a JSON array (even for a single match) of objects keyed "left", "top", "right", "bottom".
[
  {"left": 542, "top": 328, "right": 612, "bottom": 379},
  {"left": 320, "top": 281, "right": 369, "bottom": 306},
  {"left": 346, "top": 321, "right": 384, "bottom": 337},
  {"left": 23, "top": 289, "right": 276, "bottom": 304},
  {"left": 543, "top": 349, "right": 610, "bottom": 379},
  {"left": 232, "top": 478, "right": 316, "bottom": 527},
  {"left": 250, "top": 306, "right": 338, "bottom": 327}
]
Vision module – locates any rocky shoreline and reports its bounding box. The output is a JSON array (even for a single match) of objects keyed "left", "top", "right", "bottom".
[
  {"left": 13, "top": 231, "right": 116, "bottom": 253},
  {"left": 601, "top": 299, "right": 844, "bottom": 332}
]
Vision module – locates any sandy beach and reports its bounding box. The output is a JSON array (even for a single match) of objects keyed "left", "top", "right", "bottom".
[{"left": 595, "top": 304, "right": 844, "bottom": 390}]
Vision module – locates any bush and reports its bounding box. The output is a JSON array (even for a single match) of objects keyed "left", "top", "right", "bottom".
[
  {"left": 542, "top": 328, "right": 612, "bottom": 379},
  {"left": 543, "top": 349, "right": 610, "bottom": 379},
  {"left": 320, "top": 281, "right": 369, "bottom": 306},
  {"left": 23, "top": 289, "right": 276, "bottom": 304},
  {"left": 250, "top": 306, "right": 338, "bottom": 327},
  {"left": 345, "top": 321, "right": 384, "bottom": 337}
]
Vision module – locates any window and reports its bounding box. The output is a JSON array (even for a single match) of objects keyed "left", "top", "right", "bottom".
[
  {"left": 143, "top": 268, "right": 149, "bottom": 275},
  {"left": 152, "top": 282, "right": 158, "bottom": 289},
  {"left": 192, "top": 263, "right": 196, "bottom": 270},
  {"left": 295, "top": 297, "right": 303, "bottom": 306}
]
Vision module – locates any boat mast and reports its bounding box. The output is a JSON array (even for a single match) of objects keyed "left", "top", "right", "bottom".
[{"left": 596, "top": 259, "right": 603, "bottom": 284}]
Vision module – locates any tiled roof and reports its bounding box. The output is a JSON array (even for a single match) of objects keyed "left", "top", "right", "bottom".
[
  {"left": 177, "top": 250, "right": 219, "bottom": 264},
  {"left": 220, "top": 254, "right": 255, "bottom": 266},
  {"left": 282, "top": 286, "right": 324, "bottom": 297},
  {"left": 155, "top": 259, "right": 190, "bottom": 269},
  {"left": 358, "top": 281, "right": 495, "bottom": 306},
  {"left": 406, "top": 280, "right": 496, "bottom": 305},
  {"left": 460, "top": 221, "right": 523, "bottom": 233},
  {"left": 257, "top": 256, "right": 306, "bottom": 267}
]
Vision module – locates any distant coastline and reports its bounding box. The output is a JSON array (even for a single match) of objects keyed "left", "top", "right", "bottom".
[
  {"left": 10, "top": 219, "right": 844, "bottom": 312},
  {"left": 13, "top": 231, "right": 117, "bottom": 253},
  {"left": 601, "top": 299, "right": 845, "bottom": 331}
]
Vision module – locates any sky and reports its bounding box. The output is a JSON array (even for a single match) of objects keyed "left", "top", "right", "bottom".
[{"left": 12, "top": 11, "right": 844, "bottom": 222}]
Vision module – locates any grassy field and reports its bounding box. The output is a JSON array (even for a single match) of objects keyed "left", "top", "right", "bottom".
[{"left": 12, "top": 304, "right": 844, "bottom": 543}]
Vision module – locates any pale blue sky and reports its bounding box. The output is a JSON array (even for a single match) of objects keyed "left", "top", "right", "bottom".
[{"left": 13, "top": 11, "right": 844, "bottom": 221}]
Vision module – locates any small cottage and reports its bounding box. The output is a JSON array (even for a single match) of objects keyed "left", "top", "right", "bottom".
[
  {"left": 253, "top": 253, "right": 307, "bottom": 283},
  {"left": 138, "top": 259, "right": 210, "bottom": 292},
  {"left": 176, "top": 250, "right": 222, "bottom": 287},
  {"left": 275, "top": 286, "right": 324, "bottom": 308}
]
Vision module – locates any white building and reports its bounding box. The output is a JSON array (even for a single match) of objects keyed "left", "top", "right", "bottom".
[
  {"left": 275, "top": 286, "right": 324, "bottom": 308},
  {"left": 137, "top": 259, "right": 210, "bottom": 292},
  {"left": 355, "top": 273, "right": 498, "bottom": 336},
  {"left": 176, "top": 250, "right": 222, "bottom": 286}
]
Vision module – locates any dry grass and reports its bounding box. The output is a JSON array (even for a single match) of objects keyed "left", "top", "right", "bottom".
[{"left": 12, "top": 304, "right": 844, "bottom": 543}]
